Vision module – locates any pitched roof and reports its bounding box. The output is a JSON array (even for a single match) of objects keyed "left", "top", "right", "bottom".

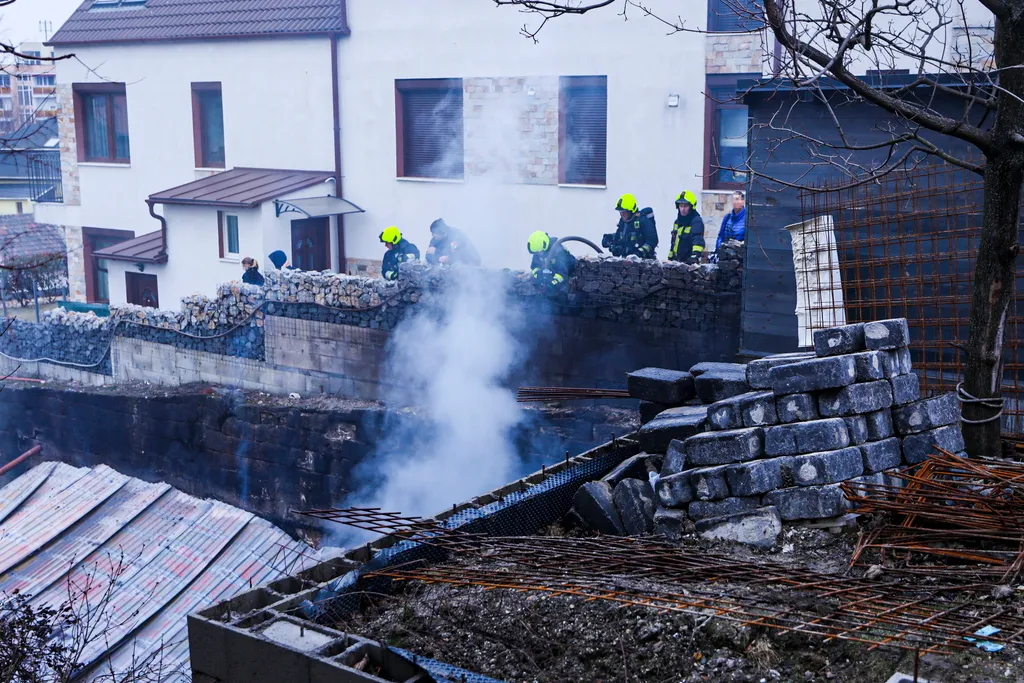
[
  {"left": 0, "top": 214, "right": 66, "bottom": 264},
  {"left": 0, "top": 461, "right": 319, "bottom": 681},
  {"left": 149, "top": 167, "right": 335, "bottom": 208},
  {"left": 49, "top": 0, "right": 349, "bottom": 46},
  {"left": 93, "top": 229, "right": 166, "bottom": 263}
]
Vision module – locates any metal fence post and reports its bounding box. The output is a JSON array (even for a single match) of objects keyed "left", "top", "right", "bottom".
[
  {"left": 33, "top": 279, "right": 40, "bottom": 322},
  {"left": 1, "top": 280, "right": 7, "bottom": 319}
]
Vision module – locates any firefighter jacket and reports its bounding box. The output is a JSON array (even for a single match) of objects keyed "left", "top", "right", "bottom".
[
  {"left": 381, "top": 238, "right": 420, "bottom": 280},
  {"left": 530, "top": 238, "right": 577, "bottom": 287},
  {"left": 669, "top": 210, "right": 706, "bottom": 262},
  {"left": 604, "top": 209, "right": 658, "bottom": 259},
  {"left": 426, "top": 227, "right": 481, "bottom": 266}
]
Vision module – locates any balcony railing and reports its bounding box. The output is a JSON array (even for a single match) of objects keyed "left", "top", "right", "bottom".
[{"left": 28, "top": 153, "right": 62, "bottom": 203}]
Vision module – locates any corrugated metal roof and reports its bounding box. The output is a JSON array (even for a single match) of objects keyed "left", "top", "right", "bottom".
[
  {"left": 149, "top": 167, "right": 335, "bottom": 208},
  {"left": 0, "top": 462, "right": 320, "bottom": 681},
  {"left": 50, "top": 0, "right": 349, "bottom": 46},
  {"left": 92, "top": 229, "right": 166, "bottom": 263},
  {"left": 0, "top": 214, "right": 67, "bottom": 264}
]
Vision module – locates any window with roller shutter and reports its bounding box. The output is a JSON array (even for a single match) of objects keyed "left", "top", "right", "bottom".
[
  {"left": 395, "top": 79, "right": 464, "bottom": 180},
  {"left": 708, "top": 0, "right": 762, "bottom": 32},
  {"left": 559, "top": 76, "right": 607, "bottom": 186}
]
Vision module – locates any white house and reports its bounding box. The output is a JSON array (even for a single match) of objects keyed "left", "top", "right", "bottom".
[{"left": 38, "top": 0, "right": 990, "bottom": 310}]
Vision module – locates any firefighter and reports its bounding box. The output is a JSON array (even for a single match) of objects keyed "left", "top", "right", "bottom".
[
  {"left": 425, "top": 218, "right": 481, "bottom": 266},
  {"left": 602, "top": 194, "right": 658, "bottom": 259},
  {"left": 668, "top": 190, "right": 705, "bottom": 263},
  {"left": 379, "top": 226, "right": 420, "bottom": 280},
  {"left": 527, "top": 231, "right": 576, "bottom": 289}
]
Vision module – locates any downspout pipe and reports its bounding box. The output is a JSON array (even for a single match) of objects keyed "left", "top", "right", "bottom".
[
  {"left": 147, "top": 199, "right": 168, "bottom": 263},
  {"left": 330, "top": 31, "right": 345, "bottom": 272}
]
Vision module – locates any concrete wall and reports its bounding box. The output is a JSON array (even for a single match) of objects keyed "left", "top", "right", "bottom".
[{"left": 36, "top": 37, "right": 336, "bottom": 234}]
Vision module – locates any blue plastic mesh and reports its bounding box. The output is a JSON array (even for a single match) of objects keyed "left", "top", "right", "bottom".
[{"left": 390, "top": 647, "right": 508, "bottom": 683}]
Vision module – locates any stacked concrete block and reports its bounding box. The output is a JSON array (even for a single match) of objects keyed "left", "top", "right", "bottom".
[{"left": 642, "top": 318, "right": 965, "bottom": 546}]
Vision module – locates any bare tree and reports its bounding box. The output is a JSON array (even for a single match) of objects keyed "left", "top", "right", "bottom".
[{"left": 493, "top": 0, "right": 1019, "bottom": 457}]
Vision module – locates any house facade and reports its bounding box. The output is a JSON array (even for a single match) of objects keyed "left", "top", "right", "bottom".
[
  {"left": 38, "top": 0, "right": 774, "bottom": 308},
  {"left": 0, "top": 42, "right": 58, "bottom": 134}
]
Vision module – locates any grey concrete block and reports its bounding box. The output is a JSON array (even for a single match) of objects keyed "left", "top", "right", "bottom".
[
  {"left": 686, "top": 427, "right": 765, "bottom": 466},
  {"left": 690, "top": 361, "right": 746, "bottom": 377},
  {"left": 776, "top": 393, "right": 819, "bottom": 424},
  {"left": 892, "top": 393, "right": 960, "bottom": 435},
  {"left": 688, "top": 496, "right": 761, "bottom": 521},
  {"left": 603, "top": 453, "right": 662, "bottom": 488},
  {"left": 571, "top": 481, "right": 626, "bottom": 535},
  {"left": 613, "top": 479, "right": 656, "bottom": 535},
  {"left": 635, "top": 405, "right": 708, "bottom": 453},
  {"left": 818, "top": 381, "right": 893, "bottom": 417},
  {"left": 851, "top": 350, "right": 899, "bottom": 381},
  {"left": 902, "top": 425, "right": 966, "bottom": 464},
  {"left": 640, "top": 400, "right": 672, "bottom": 425},
  {"left": 896, "top": 346, "right": 913, "bottom": 374},
  {"left": 696, "top": 506, "right": 782, "bottom": 550},
  {"left": 813, "top": 323, "right": 866, "bottom": 357},
  {"left": 653, "top": 507, "right": 694, "bottom": 541},
  {"left": 864, "top": 318, "right": 911, "bottom": 350},
  {"left": 746, "top": 352, "right": 816, "bottom": 389},
  {"left": 726, "top": 458, "right": 784, "bottom": 497},
  {"left": 860, "top": 438, "right": 902, "bottom": 473},
  {"left": 708, "top": 391, "right": 777, "bottom": 431},
  {"left": 763, "top": 484, "right": 851, "bottom": 521},
  {"left": 844, "top": 415, "right": 869, "bottom": 445},
  {"left": 865, "top": 409, "right": 894, "bottom": 441},
  {"left": 661, "top": 439, "right": 687, "bottom": 477},
  {"left": 689, "top": 465, "right": 732, "bottom": 501},
  {"left": 695, "top": 368, "right": 750, "bottom": 404},
  {"left": 768, "top": 355, "right": 857, "bottom": 395},
  {"left": 627, "top": 367, "right": 696, "bottom": 404},
  {"left": 765, "top": 419, "right": 851, "bottom": 456},
  {"left": 655, "top": 472, "right": 695, "bottom": 508},
  {"left": 787, "top": 447, "right": 864, "bottom": 486},
  {"left": 890, "top": 373, "right": 921, "bottom": 406}
]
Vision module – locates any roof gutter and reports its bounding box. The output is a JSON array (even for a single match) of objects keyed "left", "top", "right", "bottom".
[{"left": 146, "top": 199, "right": 169, "bottom": 263}]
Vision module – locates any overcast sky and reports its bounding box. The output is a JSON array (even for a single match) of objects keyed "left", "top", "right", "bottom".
[{"left": 1, "top": 0, "right": 81, "bottom": 45}]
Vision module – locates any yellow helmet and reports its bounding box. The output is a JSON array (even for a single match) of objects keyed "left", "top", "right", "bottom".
[
  {"left": 379, "top": 226, "right": 402, "bottom": 244},
  {"left": 615, "top": 194, "right": 638, "bottom": 214},
  {"left": 675, "top": 190, "right": 698, "bottom": 208},
  {"left": 527, "top": 231, "right": 550, "bottom": 254}
]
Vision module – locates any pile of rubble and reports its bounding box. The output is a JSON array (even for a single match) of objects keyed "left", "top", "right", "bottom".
[{"left": 570, "top": 318, "right": 965, "bottom": 548}]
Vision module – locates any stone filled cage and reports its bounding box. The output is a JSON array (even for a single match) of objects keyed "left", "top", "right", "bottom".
[{"left": 797, "top": 160, "right": 1024, "bottom": 435}]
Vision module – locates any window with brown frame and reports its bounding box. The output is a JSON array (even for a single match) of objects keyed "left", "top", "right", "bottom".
[
  {"left": 217, "top": 211, "right": 240, "bottom": 259},
  {"left": 395, "top": 79, "right": 464, "bottom": 180},
  {"left": 192, "top": 82, "right": 225, "bottom": 168},
  {"left": 73, "top": 83, "right": 130, "bottom": 163},
  {"left": 705, "top": 74, "right": 754, "bottom": 189},
  {"left": 707, "top": 0, "right": 761, "bottom": 32},
  {"left": 559, "top": 75, "right": 608, "bottom": 186}
]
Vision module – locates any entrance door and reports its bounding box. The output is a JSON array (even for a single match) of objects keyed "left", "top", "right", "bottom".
[
  {"left": 83, "top": 227, "right": 133, "bottom": 303},
  {"left": 125, "top": 273, "right": 159, "bottom": 308},
  {"left": 290, "top": 218, "right": 330, "bottom": 271}
]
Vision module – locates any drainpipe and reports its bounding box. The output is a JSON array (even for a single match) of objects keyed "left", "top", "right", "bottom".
[
  {"left": 147, "top": 199, "right": 168, "bottom": 263},
  {"left": 330, "top": 31, "right": 346, "bottom": 272},
  {"left": 0, "top": 445, "right": 42, "bottom": 478}
]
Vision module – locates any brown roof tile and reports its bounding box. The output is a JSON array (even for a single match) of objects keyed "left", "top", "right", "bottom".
[
  {"left": 50, "top": 0, "right": 349, "bottom": 46},
  {"left": 0, "top": 215, "right": 66, "bottom": 264},
  {"left": 92, "top": 230, "right": 166, "bottom": 263},
  {"left": 149, "top": 167, "right": 335, "bottom": 207}
]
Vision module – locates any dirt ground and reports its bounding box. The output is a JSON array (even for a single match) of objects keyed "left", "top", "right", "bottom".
[{"left": 340, "top": 526, "right": 1024, "bottom": 683}]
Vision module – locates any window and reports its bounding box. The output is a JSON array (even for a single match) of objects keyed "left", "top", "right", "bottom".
[
  {"left": 708, "top": 0, "right": 762, "bottom": 32},
  {"left": 0, "top": 76, "right": 10, "bottom": 88},
  {"left": 395, "top": 79, "right": 464, "bottom": 180},
  {"left": 559, "top": 75, "right": 607, "bottom": 186},
  {"left": 16, "top": 202, "right": 23, "bottom": 214},
  {"left": 192, "top": 82, "right": 225, "bottom": 168},
  {"left": 73, "top": 84, "right": 130, "bottom": 163},
  {"left": 705, "top": 75, "right": 753, "bottom": 189},
  {"left": 19, "top": 51, "right": 41, "bottom": 66},
  {"left": 218, "top": 212, "right": 240, "bottom": 258},
  {"left": 34, "top": 75, "right": 55, "bottom": 87}
]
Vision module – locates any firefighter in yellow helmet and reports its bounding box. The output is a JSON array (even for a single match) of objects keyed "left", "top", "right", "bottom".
[
  {"left": 602, "top": 194, "right": 658, "bottom": 259},
  {"left": 379, "top": 226, "right": 420, "bottom": 280},
  {"left": 527, "top": 231, "right": 576, "bottom": 289},
  {"left": 668, "top": 190, "right": 705, "bottom": 263}
]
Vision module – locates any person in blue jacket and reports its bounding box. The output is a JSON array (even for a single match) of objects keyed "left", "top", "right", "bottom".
[{"left": 716, "top": 190, "right": 747, "bottom": 252}]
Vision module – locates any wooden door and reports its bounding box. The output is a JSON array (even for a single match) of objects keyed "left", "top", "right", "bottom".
[
  {"left": 125, "top": 273, "right": 159, "bottom": 308},
  {"left": 290, "top": 218, "right": 330, "bottom": 271}
]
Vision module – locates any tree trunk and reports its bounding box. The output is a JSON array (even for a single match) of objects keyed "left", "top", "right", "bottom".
[{"left": 963, "top": 17, "right": 1024, "bottom": 456}]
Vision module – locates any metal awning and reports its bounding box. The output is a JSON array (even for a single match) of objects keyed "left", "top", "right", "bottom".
[{"left": 274, "top": 196, "right": 365, "bottom": 219}]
